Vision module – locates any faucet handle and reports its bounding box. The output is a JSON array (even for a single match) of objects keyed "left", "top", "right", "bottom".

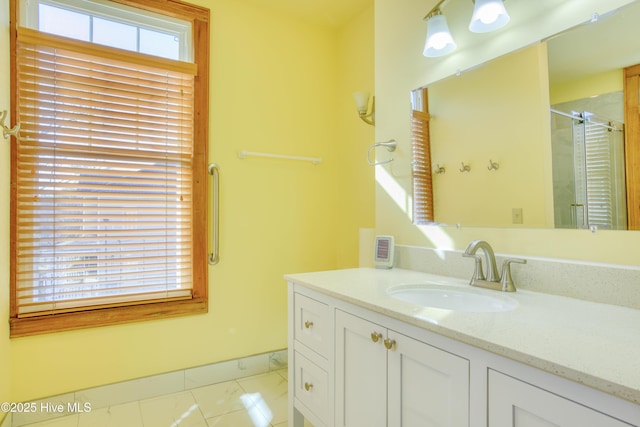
[{"left": 500, "top": 258, "right": 527, "bottom": 292}]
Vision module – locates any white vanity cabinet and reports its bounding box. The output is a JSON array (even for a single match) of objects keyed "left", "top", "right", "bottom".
[
  {"left": 287, "top": 272, "right": 640, "bottom": 427},
  {"left": 335, "top": 309, "right": 469, "bottom": 427},
  {"left": 488, "top": 370, "right": 634, "bottom": 427}
]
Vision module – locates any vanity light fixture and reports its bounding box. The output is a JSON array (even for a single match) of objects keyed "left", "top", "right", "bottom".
[
  {"left": 353, "top": 91, "right": 375, "bottom": 126},
  {"left": 469, "top": 0, "right": 510, "bottom": 33},
  {"left": 423, "top": 8, "right": 457, "bottom": 57}
]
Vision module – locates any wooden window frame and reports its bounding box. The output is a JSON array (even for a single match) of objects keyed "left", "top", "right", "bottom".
[
  {"left": 624, "top": 63, "right": 640, "bottom": 230},
  {"left": 9, "top": 0, "right": 210, "bottom": 338}
]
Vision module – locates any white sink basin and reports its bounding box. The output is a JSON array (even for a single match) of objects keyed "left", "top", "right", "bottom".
[{"left": 387, "top": 284, "right": 518, "bottom": 313}]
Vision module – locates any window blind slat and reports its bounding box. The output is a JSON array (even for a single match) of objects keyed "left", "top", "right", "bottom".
[
  {"left": 16, "top": 144, "right": 192, "bottom": 162},
  {"left": 18, "top": 105, "right": 193, "bottom": 131},
  {"left": 15, "top": 114, "right": 194, "bottom": 140},
  {"left": 17, "top": 245, "right": 192, "bottom": 257},
  {"left": 17, "top": 265, "right": 193, "bottom": 282},
  {"left": 17, "top": 160, "right": 190, "bottom": 175},
  {"left": 17, "top": 70, "right": 194, "bottom": 106},
  {"left": 18, "top": 81, "right": 193, "bottom": 113},
  {"left": 15, "top": 28, "right": 196, "bottom": 316},
  {"left": 17, "top": 49, "right": 196, "bottom": 89}
]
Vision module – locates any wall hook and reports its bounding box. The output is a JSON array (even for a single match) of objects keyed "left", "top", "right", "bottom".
[
  {"left": 434, "top": 164, "right": 446, "bottom": 174},
  {"left": 1, "top": 110, "right": 20, "bottom": 140},
  {"left": 459, "top": 162, "right": 471, "bottom": 172},
  {"left": 367, "top": 139, "right": 396, "bottom": 166},
  {"left": 487, "top": 159, "right": 499, "bottom": 171}
]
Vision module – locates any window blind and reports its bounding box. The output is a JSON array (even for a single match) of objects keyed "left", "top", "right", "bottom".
[
  {"left": 412, "top": 107, "right": 434, "bottom": 224},
  {"left": 584, "top": 120, "right": 616, "bottom": 228},
  {"left": 14, "top": 27, "right": 196, "bottom": 316}
]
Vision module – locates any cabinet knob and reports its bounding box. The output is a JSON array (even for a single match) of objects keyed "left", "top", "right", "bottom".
[
  {"left": 304, "top": 382, "right": 313, "bottom": 391},
  {"left": 304, "top": 320, "right": 313, "bottom": 329},
  {"left": 384, "top": 338, "right": 396, "bottom": 350},
  {"left": 371, "top": 332, "right": 383, "bottom": 343}
]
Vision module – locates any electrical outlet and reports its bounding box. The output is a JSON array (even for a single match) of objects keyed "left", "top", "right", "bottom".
[{"left": 512, "top": 208, "right": 523, "bottom": 224}]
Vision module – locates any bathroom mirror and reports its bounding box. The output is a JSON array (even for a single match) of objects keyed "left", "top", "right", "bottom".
[{"left": 415, "top": 0, "right": 640, "bottom": 230}]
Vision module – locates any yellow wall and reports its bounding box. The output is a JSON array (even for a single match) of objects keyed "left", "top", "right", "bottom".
[
  {"left": 3, "top": 0, "right": 375, "bottom": 402},
  {"left": 0, "top": 0, "right": 12, "bottom": 416},
  {"left": 550, "top": 69, "right": 624, "bottom": 105},
  {"left": 429, "top": 45, "right": 551, "bottom": 227},
  {"left": 374, "top": 0, "right": 640, "bottom": 265},
  {"left": 335, "top": 5, "right": 376, "bottom": 268}
]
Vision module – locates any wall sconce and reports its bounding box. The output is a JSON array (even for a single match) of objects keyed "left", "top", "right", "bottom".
[
  {"left": 469, "top": 0, "right": 510, "bottom": 33},
  {"left": 353, "top": 91, "right": 375, "bottom": 126},
  {"left": 423, "top": 1, "right": 456, "bottom": 58}
]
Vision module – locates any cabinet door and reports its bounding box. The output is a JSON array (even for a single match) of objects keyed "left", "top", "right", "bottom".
[
  {"left": 488, "top": 370, "right": 634, "bottom": 427},
  {"left": 335, "top": 310, "right": 387, "bottom": 427},
  {"left": 387, "top": 331, "right": 470, "bottom": 427}
]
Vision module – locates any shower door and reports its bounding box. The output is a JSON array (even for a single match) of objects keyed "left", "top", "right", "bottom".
[{"left": 552, "top": 111, "right": 627, "bottom": 229}]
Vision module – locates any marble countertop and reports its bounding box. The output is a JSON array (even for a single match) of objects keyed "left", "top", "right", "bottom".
[{"left": 285, "top": 268, "right": 640, "bottom": 405}]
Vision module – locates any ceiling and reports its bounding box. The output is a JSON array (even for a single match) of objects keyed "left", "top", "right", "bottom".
[
  {"left": 242, "top": 0, "right": 373, "bottom": 27},
  {"left": 547, "top": 1, "right": 640, "bottom": 85}
]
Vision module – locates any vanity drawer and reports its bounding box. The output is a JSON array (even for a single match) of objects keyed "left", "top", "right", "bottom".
[
  {"left": 294, "top": 293, "right": 330, "bottom": 358},
  {"left": 294, "top": 351, "right": 329, "bottom": 425}
]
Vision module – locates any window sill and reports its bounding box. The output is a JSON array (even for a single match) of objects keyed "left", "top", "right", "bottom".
[{"left": 10, "top": 298, "right": 208, "bottom": 338}]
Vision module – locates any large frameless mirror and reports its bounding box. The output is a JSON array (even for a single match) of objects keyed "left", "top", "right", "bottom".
[{"left": 412, "top": 0, "right": 640, "bottom": 230}]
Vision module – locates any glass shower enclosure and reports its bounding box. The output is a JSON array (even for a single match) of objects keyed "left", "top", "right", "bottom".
[{"left": 551, "top": 107, "right": 627, "bottom": 230}]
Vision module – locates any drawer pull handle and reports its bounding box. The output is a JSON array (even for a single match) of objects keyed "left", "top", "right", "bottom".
[
  {"left": 371, "top": 332, "right": 383, "bottom": 343},
  {"left": 384, "top": 338, "right": 396, "bottom": 350},
  {"left": 304, "top": 320, "right": 314, "bottom": 329},
  {"left": 304, "top": 382, "right": 313, "bottom": 391}
]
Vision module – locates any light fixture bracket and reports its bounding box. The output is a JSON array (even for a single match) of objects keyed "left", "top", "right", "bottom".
[
  {"left": 359, "top": 96, "right": 375, "bottom": 126},
  {"left": 353, "top": 92, "right": 375, "bottom": 126},
  {"left": 423, "top": 0, "right": 448, "bottom": 21}
]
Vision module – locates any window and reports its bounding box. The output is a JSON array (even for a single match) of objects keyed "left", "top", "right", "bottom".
[
  {"left": 411, "top": 87, "right": 435, "bottom": 224},
  {"left": 21, "top": 0, "right": 192, "bottom": 61},
  {"left": 10, "top": 0, "right": 210, "bottom": 337}
]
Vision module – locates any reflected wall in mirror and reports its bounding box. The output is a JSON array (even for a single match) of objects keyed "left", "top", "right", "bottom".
[
  {"left": 413, "top": 44, "right": 552, "bottom": 228},
  {"left": 413, "top": 0, "right": 640, "bottom": 230}
]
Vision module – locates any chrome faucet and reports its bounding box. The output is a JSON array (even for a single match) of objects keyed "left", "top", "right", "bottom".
[{"left": 462, "top": 240, "right": 526, "bottom": 292}]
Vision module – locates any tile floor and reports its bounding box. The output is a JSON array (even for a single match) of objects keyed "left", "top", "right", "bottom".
[{"left": 19, "top": 370, "right": 297, "bottom": 427}]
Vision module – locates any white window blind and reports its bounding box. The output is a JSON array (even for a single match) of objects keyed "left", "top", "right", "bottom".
[
  {"left": 583, "top": 119, "right": 617, "bottom": 229},
  {"left": 571, "top": 113, "right": 625, "bottom": 230},
  {"left": 14, "top": 27, "right": 196, "bottom": 316}
]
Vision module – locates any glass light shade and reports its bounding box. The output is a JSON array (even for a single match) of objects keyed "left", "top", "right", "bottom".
[
  {"left": 353, "top": 91, "right": 371, "bottom": 114},
  {"left": 469, "top": 0, "right": 510, "bottom": 33},
  {"left": 423, "top": 14, "right": 456, "bottom": 58}
]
